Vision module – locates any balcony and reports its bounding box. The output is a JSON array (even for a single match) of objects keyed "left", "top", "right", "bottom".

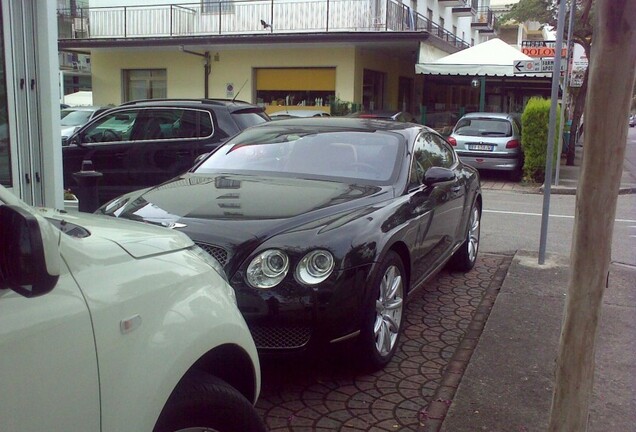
[
  {"left": 57, "top": 0, "right": 469, "bottom": 50},
  {"left": 438, "top": 0, "right": 466, "bottom": 6},
  {"left": 471, "top": 7, "right": 497, "bottom": 33},
  {"left": 450, "top": 0, "right": 478, "bottom": 17}
]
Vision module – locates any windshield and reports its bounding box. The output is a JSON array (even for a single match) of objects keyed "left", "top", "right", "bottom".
[
  {"left": 195, "top": 127, "right": 403, "bottom": 183},
  {"left": 454, "top": 118, "right": 512, "bottom": 137},
  {"left": 60, "top": 110, "right": 94, "bottom": 127}
]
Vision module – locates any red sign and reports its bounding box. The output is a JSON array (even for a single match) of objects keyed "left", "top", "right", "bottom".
[{"left": 522, "top": 47, "right": 568, "bottom": 57}]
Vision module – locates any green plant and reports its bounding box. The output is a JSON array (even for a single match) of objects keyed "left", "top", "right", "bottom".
[
  {"left": 329, "top": 96, "right": 359, "bottom": 116},
  {"left": 520, "top": 97, "right": 561, "bottom": 183}
]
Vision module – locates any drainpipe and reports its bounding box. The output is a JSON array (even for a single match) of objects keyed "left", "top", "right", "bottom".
[{"left": 179, "top": 47, "right": 211, "bottom": 98}]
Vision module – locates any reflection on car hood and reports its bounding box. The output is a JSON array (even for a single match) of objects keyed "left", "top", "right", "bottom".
[
  {"left": 101, "top": 172, "right": 391, "bottom": 250},
  {"left": 40, "top": 207, "right": 193, "bottom": 258}
]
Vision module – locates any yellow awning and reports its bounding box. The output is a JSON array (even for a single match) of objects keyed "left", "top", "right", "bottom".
[{"left": 256, "top": 68, "right": 336, "bottom": 91}]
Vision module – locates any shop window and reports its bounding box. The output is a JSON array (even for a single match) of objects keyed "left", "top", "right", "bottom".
[
  {"left": 255, "top": 68, "right": 335, "bottom": 111},
  {"left": 123, "top": 69, "right": 167, "bottom": 102}
]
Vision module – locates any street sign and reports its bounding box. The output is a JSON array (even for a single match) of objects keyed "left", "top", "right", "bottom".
[
  {"left": 540, "top": 58, "right": 568, "bottom": 73},
  {"left": 513, "top": 58, "right": 567, "bottom": 74},
  {"left": 514, "top": 59, "right": 541, "bottom": 73}
]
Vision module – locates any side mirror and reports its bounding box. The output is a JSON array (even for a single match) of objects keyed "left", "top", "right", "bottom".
[
  {"left": 423, "top": 167, "right": 456, "bottom": 186},
  {"left": 0, "top": 205, "right": 60, "bottom": 297}
]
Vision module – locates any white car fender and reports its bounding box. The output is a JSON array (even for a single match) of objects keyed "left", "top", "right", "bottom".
[{"left": 60, "top": 236, "right": 259, "bottom": 432}]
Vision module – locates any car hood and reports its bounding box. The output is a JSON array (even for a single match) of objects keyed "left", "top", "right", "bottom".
[
  {"left": 40, "top": 207, "right": 194, "bottom": 258},
  {"left": 100, "top": 172, "right": 392, "bottom": 263}
]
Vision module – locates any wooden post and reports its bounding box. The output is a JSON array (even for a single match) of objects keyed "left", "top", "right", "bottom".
[{"left": 547, "top": 0, "right": 636, "bottom": 430}]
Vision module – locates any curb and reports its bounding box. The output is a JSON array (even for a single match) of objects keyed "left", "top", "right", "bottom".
[{"left": 418, "top": 255, "right": 513, "bottom": 432}]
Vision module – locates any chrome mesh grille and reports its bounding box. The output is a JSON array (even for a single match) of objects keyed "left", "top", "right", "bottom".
[
  {"left": 250, "top": 326, "right": 311, "bottom": 349},
  {"left": 194, "top": 242, "right": 229, "bottom": 267}
]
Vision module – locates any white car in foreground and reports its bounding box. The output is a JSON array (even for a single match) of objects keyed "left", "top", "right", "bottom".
[{"left": 0, "top": 185, "right": 265, "bottom": 432}]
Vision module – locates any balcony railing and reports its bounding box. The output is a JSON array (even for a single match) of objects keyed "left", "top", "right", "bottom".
[
  {"left": 57, "top": 0, "right": 469, "bottom": 49},
  {"left": 471, "top": 7, "right": 497, "bottom": 31}
]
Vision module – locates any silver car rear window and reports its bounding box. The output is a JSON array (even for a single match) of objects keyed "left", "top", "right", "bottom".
[{"left": 455, "top": 119, "right": 512, "bottom": 137}]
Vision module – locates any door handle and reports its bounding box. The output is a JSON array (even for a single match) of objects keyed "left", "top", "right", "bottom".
[
  {"left": 30, "top": 79, "right": 36, "bottom": 90},
  {"left": 451, "top": 186, "right": 462, "bottom": 193},
  {"left": 20, "top": 78, "right": 25, "bottom": 89},
  {"left": 25, "top": 173, "right": 30, "bottom": 184}
]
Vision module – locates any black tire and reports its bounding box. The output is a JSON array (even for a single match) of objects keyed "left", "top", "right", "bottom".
[
  {"left": 449, "top": 202, "right": 480, "bottom": 272},
  {"left": 154, "top": 371, "right": 266, "bottom": 432},
  {"left": 357, "top": 251, "right": 406, "bottom": 371}
]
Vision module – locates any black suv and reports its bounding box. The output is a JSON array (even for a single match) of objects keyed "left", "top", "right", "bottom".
[{"left": 63, "top": 99, "right": 269, "bottom": 205}]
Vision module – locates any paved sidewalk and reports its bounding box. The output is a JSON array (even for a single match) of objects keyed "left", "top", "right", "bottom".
[{"left": 436, "top": 251, "right": 636, "bottom": 432}]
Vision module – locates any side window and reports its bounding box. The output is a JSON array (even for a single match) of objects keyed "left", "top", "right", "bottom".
[
  {"left": 429, "top": 134, "right": 455, "bottom": 168},
  {"left": 409, "top": 133, "right": 455, "bottom": 187},
  {"left": 116, "top": 109, "right": 215, "bottom": 141},
  {"left": 129, "top": 109, "right": 180, "bottom": 141},
  {"left": 171, "top": 109, "right": 213, "bottom": 139},
  {"left": 409, "top": 134, "right": 428, "bottom": 187},
  {"left": 82, "top": 110, "right": 138, "bottom": 143}
]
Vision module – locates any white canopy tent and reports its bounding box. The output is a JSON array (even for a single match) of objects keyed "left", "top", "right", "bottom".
[
  {"left": 416, "top": 38, "right": 550, "bottom": 77},
  {"left": 63, "top": 91, "right": 93, "bottom": 106}
]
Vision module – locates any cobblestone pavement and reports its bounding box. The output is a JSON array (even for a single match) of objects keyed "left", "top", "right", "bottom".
[{"left": 255, "top": 254, "right": 513, "bottom": 431}]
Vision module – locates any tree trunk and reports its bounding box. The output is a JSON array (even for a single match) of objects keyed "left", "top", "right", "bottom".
[{"left": 548, "top": 1, "right": 636, "bottom": 431}]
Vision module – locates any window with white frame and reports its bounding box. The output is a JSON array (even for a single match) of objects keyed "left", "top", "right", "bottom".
[{"left": 123, "top": 69, "right": 167, "bottom": 102}]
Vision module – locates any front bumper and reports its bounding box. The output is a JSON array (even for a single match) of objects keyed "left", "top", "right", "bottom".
[{"left": 231, "top": 263, "right": 374, "bottom": 353}]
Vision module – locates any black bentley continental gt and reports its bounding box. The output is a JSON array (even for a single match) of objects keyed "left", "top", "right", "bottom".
[{"left": 99, "top": 118, "right": 482, "bottom": 370}]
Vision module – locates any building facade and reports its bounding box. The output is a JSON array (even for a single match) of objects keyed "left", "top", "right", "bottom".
[{"left": 59, "top": 0, "right": 499, "bottom": 117}]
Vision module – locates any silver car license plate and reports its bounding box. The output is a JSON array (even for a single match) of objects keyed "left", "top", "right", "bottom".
[{"left": 468, "top": 144, "right": 493, "bottom": 151}]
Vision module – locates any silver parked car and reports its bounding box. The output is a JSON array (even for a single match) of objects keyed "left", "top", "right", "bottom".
[{"left": 447, "top": 112, "right": 523, "bottom": 181}]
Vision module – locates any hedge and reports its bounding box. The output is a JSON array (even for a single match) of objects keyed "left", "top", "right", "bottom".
[{"left": 520, "top": 97, "right": 561, "bottom": 183}]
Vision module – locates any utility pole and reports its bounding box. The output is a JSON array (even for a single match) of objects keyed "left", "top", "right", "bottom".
[{"left": 538, "top": 0, "right": 566, "bottom": 265}]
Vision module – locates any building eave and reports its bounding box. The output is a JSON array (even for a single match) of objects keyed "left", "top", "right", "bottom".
[{"left": 59, "top": 31, "right": 431, "bottom": 52}]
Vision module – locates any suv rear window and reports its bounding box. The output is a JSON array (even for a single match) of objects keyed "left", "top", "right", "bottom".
[
  {"left": 231, "top": 110, "right": 270, "bottom": 130},
  {"left": 454, "top": 118, "right": 512, "bottom": 137}
]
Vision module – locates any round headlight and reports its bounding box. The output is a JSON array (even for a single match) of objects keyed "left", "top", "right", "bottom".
[
  {"left": 246, "top": 249, "right": 289, "bottom": 289},
  {"left": 296, "top": 250, "right": 335, "bottom": 285}
]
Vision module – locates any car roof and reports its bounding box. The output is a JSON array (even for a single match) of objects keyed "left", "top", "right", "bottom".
[
  {"left": 118, "top": 98, "right": 264, "bottom": 112},
  {"left": 248, "top": 117, "right": 423, "bottom": 132},
  {"left": 61, "top": 105, "right": 107, "bottom": 112}
]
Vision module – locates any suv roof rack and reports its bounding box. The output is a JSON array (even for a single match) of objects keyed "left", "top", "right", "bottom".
[{"left": 119, "top": 98, "right": 252, "bottom": 107}]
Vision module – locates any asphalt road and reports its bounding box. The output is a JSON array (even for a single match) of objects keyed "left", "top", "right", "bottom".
[{"left": 480, "top": 126, "right": 636, "bottom": 267}]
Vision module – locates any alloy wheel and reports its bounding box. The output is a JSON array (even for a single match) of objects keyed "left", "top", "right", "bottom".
[
  {"left": 467, "top": 206, "right": 480, "bottom": 263},
  {"left": 374, "top": 265, "right": 404, "bottom": 356}
]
